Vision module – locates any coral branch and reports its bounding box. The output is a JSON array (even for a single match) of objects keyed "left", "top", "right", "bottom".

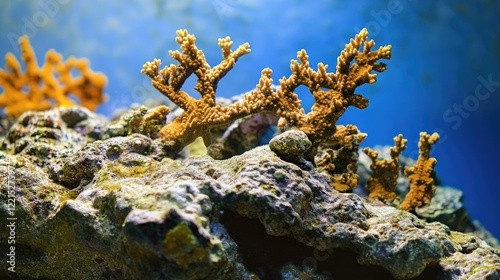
[
  {"left": 142, "top": 28, "right": 391, "bottom": 156},
  {"left": 316, "top": 124, "right": 367, "bottom": 191},
  {"left": 284, "top": 29, "right": 392, "bottom": 154},
  {"left": 0, "top": 36, "right": 107, "bottom": 118},
  {"left": 363, "top": 134, "right": 407, "bottom": 201},
  {"left": 400, "top": 132, "right": 440, "bottom": 211},
  {"left": 141, "top": 29, "right": 253, "bottom": 152}
]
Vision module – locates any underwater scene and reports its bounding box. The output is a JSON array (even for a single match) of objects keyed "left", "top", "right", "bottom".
[{"left": 1, "top": 0, "right": 499, "bottom": 279}]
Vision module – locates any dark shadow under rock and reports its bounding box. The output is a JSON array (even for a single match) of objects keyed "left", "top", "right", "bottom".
[{"left": 221, "top": 210, "right": 440, "bottom": 280}]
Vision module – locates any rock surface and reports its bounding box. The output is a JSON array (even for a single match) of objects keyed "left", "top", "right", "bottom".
[{"left": 1, "top": 107, "right": 499, "bottom": 279}]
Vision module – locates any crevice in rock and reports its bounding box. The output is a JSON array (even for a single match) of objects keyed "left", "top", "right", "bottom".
[{"left": 220, "top": 210, "right": 440, "bottom": 280}]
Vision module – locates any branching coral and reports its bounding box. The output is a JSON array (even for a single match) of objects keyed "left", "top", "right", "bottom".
[
  {"left": 141, "top": 30, "right": 255, "bottom": 152},
  {"left": 363, "top": 132, "right": 439, "bottom": 211},
  {"left": 276, "top": 30, "right": 392, "bottom": 159},
  {"left": 315, "top": 124, "right": 367, "bottom": 191},
  {"left": 0, "top": 36, "right": 107, "bottom": 118},
  {"left": 362, "top": 134, "right": 407, "bottom": 201},
  {"left": 400, "top": 132, "right": 440, "bottom": 211},
  {"left": 142, "top": 28, "right": 391, "bottom": 156}
]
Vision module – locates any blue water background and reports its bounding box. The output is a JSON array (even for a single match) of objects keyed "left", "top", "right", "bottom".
[{"left": 1, "top": 1, "right": 499, "bottom": 238}]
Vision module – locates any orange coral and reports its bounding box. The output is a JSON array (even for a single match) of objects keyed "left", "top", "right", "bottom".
[
  {"left": 142, "top": 28, "right": 391, "bottom": 155},
  {"left": 363, "top": 134, "right": 407, "bottom": 201},
  {"left": 315, "top": 124, "right": 367, "bottom": 192},
  {"left": 0, "top": 36, "right": 107, "bottom": 118},
  {"left": 142, "top": 30, "right": 256, "bottom": 152},
  {"left": 277, "top": 30, "right": 392, "bottom": 158},
  {"left": 400, "top": 132, "right": 440, "bottom": 211}
]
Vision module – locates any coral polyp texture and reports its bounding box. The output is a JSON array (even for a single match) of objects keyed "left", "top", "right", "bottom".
[
  {"left": 401, "top": 132, "right": 440, "bottom": 211},
  {"left": 315, "top": 124, "right": 367, "bottom": 191},
  {"left": 363, "top": 134, "right": 407, "bottom": 201},
  {"left": 0, "top": 36, "right": 107, "bottom": 118},
  {"left": 142, "top": 28, "right": 391, "bottom": 156},
  {"left": 363, "top": 132, "right": 440, "bottom": 211}
]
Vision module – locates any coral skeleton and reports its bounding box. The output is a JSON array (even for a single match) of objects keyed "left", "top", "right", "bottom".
[
  {"left": 142, "top": 29, "right": 391, "bottom": 156},
  {"left": 0, "top": 36, "right": 107, "bottom": 118}
]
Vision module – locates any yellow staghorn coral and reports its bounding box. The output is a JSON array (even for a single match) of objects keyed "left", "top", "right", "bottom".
[
  {"left": 0, "top": 36, "right": 107, "bottom": 118},
  {"left": 142, "top": 28, "right": 391, "bottom": 155},
  {"left": 363, "top": 134, "right": 407, "bottom": 201},
  {"left": 400, "top": 132, "right": 440, "bottom": 211}
]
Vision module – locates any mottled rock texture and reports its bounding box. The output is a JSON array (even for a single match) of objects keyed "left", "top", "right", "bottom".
[{"left": 0, "top": 107, "right": 499, "bottom": 280}]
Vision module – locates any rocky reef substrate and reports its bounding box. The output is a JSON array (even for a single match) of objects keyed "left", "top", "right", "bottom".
[{"left": 0, "top": 106, "right": 499, "bottom": 279}]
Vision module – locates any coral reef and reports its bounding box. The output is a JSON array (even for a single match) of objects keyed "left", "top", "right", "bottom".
[
  {"left": 1, "top": 107, "right": 499, "bottom": 280},
  {"left": 0, "top": 36, "right": 107, "bottom": 118},
  {"left": 1, "top": 29, "right": 498, "bottom": 280},
  {"left": 142, "top": 28, "right": 391, "bottom": 158}
]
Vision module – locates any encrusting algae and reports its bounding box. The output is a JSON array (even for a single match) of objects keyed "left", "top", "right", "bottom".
[{"left": 0, "top": 36, "right": 107, "bottom": 118}]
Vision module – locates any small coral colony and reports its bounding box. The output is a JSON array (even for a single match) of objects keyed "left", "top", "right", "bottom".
[{"left": 0, "top": 29, "right": 439, "bottom": 211}]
